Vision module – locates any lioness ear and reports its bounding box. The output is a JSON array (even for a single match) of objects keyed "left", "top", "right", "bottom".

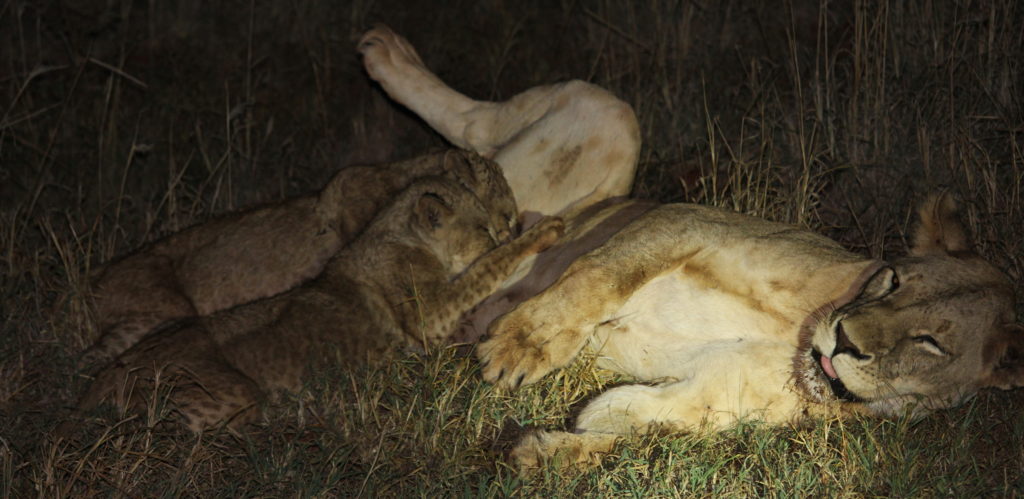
[
  {"left": 910, "top": 192, "right": 971, "bottom": 257},
  {"left": 982, "top": 324, "right": 1024, "bottom": 390},
  {"left": 415, "top": 192, "right": 454, "bottom": 230},
  {"left": 857, "top": 265, "right": 898, "bottom": 301}
]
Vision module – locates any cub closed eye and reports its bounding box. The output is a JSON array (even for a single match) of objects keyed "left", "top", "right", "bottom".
[{"left": 912, "top": 334, "right": 947, "bottom": 355}]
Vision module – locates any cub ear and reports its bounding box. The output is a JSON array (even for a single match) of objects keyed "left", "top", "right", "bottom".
[
  {"left": 415, "top": 192, "right": 454, "bottom": 230},
  {"left": 982, "top": 324, "right": 1024, "bottom": 391},
  {"left": 316, "top": 171, "right": 348, "bottom": 218},
  {"left": 444, "top": 150, "right": 480, "bottom": 188},
  {"left": 910, "top": 192, "right": 972, "bottom": 257}
]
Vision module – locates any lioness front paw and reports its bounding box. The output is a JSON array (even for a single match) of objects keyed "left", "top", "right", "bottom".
[
  {"left": 510, "top": 430, "right": 615, "bottom": 471},
  {"left": 477, "top": 302, "right": 583, "bottom": 389}
]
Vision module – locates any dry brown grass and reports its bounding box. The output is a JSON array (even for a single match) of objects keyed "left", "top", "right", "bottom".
[{"left": 2, "top": 0, "right": 1022, "bottom": 496}]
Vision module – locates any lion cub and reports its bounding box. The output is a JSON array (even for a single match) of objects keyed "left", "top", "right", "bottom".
[
  {"left": 82, "top": 150, "right": 518, "bottom": 369},
  {"left": 73, "top": 177, "right": 562, "bottom": 432}
]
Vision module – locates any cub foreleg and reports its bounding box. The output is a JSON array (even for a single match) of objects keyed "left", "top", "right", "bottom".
[{"left": 415, "top": 217, "right": 565, "bottom": 347}]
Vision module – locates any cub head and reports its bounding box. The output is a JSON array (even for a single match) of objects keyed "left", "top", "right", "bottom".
[
  {"left": 408, "top": 177, "right": 504, "bottom": 275},
  {"left": 443, "top": 150, "right": 519, "bottom": 243},
  {"left": 809, "top": 193, "right": 1023, "bottom": 416}
]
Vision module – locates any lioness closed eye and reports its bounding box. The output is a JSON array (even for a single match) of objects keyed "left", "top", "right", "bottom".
[
  {"left": 476, "top": 193, "right": 1023, "bottom": 468},
  {"left": 70, "top": 177, "right": 562, "bottom": 432}
]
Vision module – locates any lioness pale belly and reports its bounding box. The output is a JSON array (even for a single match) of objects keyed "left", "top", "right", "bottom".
[{"left": 590, "top": 265, "right": 798, "bottom": 382}]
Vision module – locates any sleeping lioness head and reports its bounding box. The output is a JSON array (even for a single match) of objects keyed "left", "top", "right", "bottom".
[{"left": 804, "top": 193, "right": 1023, "bottom": 416}]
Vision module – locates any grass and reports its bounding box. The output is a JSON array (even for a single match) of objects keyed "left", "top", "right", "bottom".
[{"left": 2, "top": 0, "right": 1023, "bottom": 496}]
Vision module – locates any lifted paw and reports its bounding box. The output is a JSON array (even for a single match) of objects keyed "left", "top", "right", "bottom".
[{"left": 358, "top": 24, "right": 429, "bottom": 86}]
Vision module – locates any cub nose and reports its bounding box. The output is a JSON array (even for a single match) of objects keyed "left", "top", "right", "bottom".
[{"left": 834, "top": 321, "right": 870, "bottom": 360}]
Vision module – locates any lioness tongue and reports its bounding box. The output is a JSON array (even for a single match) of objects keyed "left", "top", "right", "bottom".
[{"left": 820, "top": 354, "right": 839, "bottom": 379}]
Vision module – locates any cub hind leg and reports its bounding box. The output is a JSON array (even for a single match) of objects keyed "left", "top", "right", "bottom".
[
  {"left": 358, "top": 25, "right": 640, "bottom": 221},
  {"left": 80, "top": 253, "right": 198, "bottom": 371},
  {"left": 72, "top": 324, "right": 263, "bottom": 433}
]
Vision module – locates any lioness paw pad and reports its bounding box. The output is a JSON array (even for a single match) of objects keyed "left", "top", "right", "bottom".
[{"left": 477, "top": 319, "right": 556, "bottom": 389}]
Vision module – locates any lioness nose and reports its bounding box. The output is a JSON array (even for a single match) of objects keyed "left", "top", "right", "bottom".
[{"left": 834, "top": 321, "right": 871, "bottom": 360}]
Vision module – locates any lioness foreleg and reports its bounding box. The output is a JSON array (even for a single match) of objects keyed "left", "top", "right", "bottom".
[
  {"left": 510, "top": 383, "right": 709, "bottom": 470},
  {"left": 478, "top": 206, "right": 700, "bottom": 389},
  {"left": 510, "top": 384, "right": 688, "bottom": 470}
]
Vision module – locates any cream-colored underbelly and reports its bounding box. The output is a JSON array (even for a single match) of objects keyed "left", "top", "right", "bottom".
[{"left": 590, "top": 270, "right": 798, "bottom": 382}]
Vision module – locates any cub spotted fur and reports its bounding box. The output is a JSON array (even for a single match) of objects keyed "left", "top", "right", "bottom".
[
  {"left": 83, "top": 150, "right": 517, "bottom": 369},
  {"left": 476, "top": 193, "right": 1023, "bottom": 468},
  {"left": 73, "top": 177, "right": 562, "bottom": 431}
]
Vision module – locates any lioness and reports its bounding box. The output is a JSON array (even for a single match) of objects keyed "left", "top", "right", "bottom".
[
  {"left": 357, "top": 26, "right": 1023, "bottom": 469},
  {"left": 475, "top": 193, "right": 1023, "bottom": 467},
  {"left": 74, "top": 177, "right": 563, "bottom": 431}
]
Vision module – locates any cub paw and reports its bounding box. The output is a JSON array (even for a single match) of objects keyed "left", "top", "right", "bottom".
[
  {"left": 76, "top": 346, "right": 108, "bottom": 372},
  {"left": 508, "top": 431, "right": 546, "bottom": 470},
  {"left": 521, "top": 216, "right": 564, "bottom": 254}
]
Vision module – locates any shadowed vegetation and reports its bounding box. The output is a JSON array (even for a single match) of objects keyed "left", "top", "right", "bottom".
[{"left": 2, "top": 0, "right": 1022, "bottom": 495}]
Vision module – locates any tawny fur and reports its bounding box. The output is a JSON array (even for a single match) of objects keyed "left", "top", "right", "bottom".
[
  {"left": 83, "top": 24, "right": 641, "bottom": 369},
  {"left": 83, "top": 150, "right": 517, "bottom": 369},
  {"left": 74, "top": 177, "right": 563, "bottom": 432},
  {"left": 70, "top": 24, "right": 1022, "bottom": 470},
  {"left": 477, "top": 193, "right": 1022, "bottom": 469},
  {"left": 352, "top": 27, "right": 1021, "bottom": 469}
]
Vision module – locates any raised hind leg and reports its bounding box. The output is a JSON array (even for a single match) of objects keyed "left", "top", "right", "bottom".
[{"left": 358, "top": 25, "right": 641, "bottom": 221}]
